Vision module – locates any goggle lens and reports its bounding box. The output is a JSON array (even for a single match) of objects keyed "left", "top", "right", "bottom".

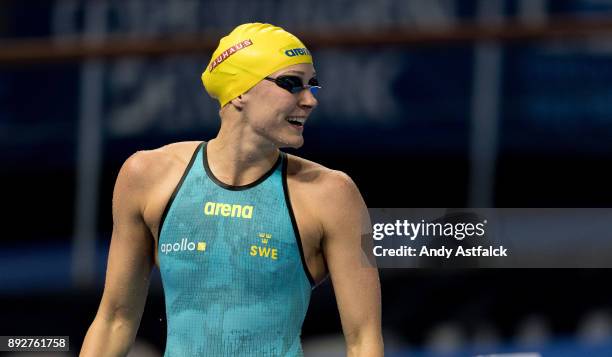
[{"left": 265, "top": 76, "right": 321, "bottom": 94}]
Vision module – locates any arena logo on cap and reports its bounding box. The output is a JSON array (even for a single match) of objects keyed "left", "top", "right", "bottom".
[
  {"left": 284, "top": 47, "right": 310, "bottom": 57},
  {"left": 208, "top": 39, "right": 253, "bottom": 72}
]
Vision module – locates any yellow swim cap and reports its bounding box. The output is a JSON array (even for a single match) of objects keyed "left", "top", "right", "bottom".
[{"left": 202, "top": 23, "right": 313, "bottom": 107}]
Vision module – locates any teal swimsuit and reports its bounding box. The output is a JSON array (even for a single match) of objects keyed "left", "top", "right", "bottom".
[{"left": 158, "top": 142, "right": 314, "bottom": 356}]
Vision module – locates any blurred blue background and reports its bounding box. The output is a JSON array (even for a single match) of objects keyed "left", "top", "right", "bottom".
[{"left": 2, "top": 0, "right": 612, "bottom": 356}]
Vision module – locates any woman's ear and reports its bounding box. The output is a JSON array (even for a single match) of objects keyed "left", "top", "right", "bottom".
[{"left": 229, "top": 95, "right": 244, "bottom": 111}]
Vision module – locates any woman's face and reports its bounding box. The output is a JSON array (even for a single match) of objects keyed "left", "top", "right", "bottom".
[{"left": 240, "top": 63, "right": 319, "bottom": 149}]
